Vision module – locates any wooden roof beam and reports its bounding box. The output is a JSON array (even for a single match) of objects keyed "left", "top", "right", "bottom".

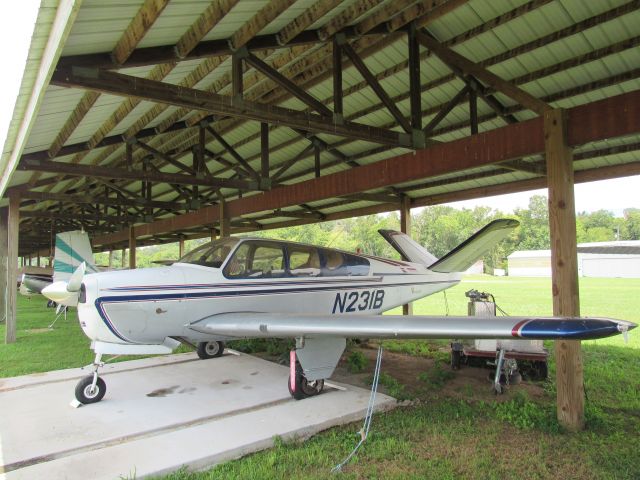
[
  {"left": 78, "top": 0, "right": 545, "bottom": 184},
  {"left": 229, "top": 0, "right": 296, "bottom": 51},
  {"left": 339, "top": 39, "right": 413, "bottom": 134},
  {"left": 17, "top": 159, "right": 260, "bottom": 191},
  {"left": 175, "top": 0, "right": 240, "bottom": 58},
  {"left": 44, "top": 0, "right": 170, "bottom": 162},
  {"left": 416, "top": 30, "right": 551, "bottom": 116},
  {"left": 275, "top": 0, "right": 342, "bottom": 46},
  {"left": 244, "top": 51, "right": 333, "bottom": 117},
  {"left": 204, "top": 125, "right": 259, "bottom": 180},
  {"left": 20, "top": 191, "right": 186, "bottom": 210},
  {"left": 51, "top": 68, "right": 411, "bottom": 148},
  {"left": 317, "top": 0, "right": 386, "bottom": 41}
]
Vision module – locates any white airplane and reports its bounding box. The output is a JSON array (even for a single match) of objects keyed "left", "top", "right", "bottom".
[{"left": 43, "top": 219, "right": 636, "bottom": 405}]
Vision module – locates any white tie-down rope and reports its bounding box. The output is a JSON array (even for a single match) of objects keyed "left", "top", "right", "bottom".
[{"left": 332, "top": 344, "right": 383, "bottom": 473}]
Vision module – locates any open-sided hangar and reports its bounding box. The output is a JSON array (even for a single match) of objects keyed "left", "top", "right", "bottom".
[{"left": 0, "top": 0, "right": 638, "bottom": 436}]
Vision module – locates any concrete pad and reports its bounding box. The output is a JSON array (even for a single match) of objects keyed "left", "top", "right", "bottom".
[{"left": 0, "top": 352, "right": 396, "bottom": 479}]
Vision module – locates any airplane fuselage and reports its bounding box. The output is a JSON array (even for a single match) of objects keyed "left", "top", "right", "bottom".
[{"left": 77, "top": 253, "right": 460, "bottom": 347}]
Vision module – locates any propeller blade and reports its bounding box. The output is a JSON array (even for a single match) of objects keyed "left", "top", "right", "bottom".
[{"left": 67, "top": 262, "right": 86, "bottom": 292}]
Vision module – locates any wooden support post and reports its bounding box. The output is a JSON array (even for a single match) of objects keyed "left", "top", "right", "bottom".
[
  {"left": 261, "top": 123, "right": 269, "bottom": 179},
  {"left": 0, "top": 208, "right": 7, "bottom": 326},
  {"left": 219, "top": 200, "right": 230, "bottom": 238},
  {"left": 128, "top": 226, "right": 136, "bottom": 269},
  {"left": 121, "top": 248, "right": 126, "bottom": 268},
  {"left": 545, "top": 108, "right": 584, "bottom": 432},
  {"left": 210, "top": 228, "right": 217, "bottom": 243},
  {"left": 179, "top": 237, "right": 185, "bottom": 257},
  {"left": 400, "top": 195, "right": 413, "bottom": 316},
  {"left": 314, "top": 146, "right": 321, "bottom": 178},
  {"left": 6, "top": 194, "right": 20, "bottom": 343}
]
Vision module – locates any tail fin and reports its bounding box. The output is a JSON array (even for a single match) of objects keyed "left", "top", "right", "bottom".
[
  {"left": 378, "top": 229, "right": 438, "bottom": 265},
  {"left": 379, "top": 219, "right": 519, "bottom": 273},
  {"left": 53, "top": 231, "right": 98, "bottom": 282},
  {"left": 428, "top": 219, "right": 519, "bottom": 273}
]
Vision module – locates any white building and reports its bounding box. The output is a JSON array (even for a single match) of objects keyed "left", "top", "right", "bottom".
[
  {"left": 508, "top": 241, "right": 640, "bottom": 278},
  {"left": 507, "top": 250, "right": 552, "bottom": 277}
]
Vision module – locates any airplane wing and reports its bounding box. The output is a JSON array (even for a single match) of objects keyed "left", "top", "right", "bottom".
[{"left": 189, "top": 312, "right": 635, "bottom": 341}]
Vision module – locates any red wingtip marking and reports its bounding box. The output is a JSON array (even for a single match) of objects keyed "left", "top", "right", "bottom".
[{"left": 512, "top": 320, "right": 528, "bottom": 337}]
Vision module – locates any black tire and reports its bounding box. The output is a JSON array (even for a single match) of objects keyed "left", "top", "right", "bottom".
[
  {"left": 197, "top": 341, "right": 225, "bottom": 359},
  {"left": 75, "top": 375, "right": 106, "bottom": 404},
  {"left": 288, "top": 361, "right": 324, "bottom": 400}
]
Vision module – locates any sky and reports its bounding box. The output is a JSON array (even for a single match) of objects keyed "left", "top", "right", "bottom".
[{"left": 1, "top": 1, "right": 638, "bottom": 215}]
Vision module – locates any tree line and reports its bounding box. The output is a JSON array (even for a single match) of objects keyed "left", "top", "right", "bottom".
[{"left": 96, "top": 195, "right": 640, "bottom": 271}]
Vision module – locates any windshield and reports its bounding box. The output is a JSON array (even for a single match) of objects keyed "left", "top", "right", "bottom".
[{"left": 178, "top": 238, "right": 240, "bottom": 268}]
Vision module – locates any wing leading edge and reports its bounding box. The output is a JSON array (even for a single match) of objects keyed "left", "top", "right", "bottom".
[{"left": 189, "top": 312, "right": 635, "bottom": 341}]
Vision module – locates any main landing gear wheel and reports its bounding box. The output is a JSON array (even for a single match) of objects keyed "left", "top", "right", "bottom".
[
  {"left": 75, "top": 375, "right": 106, "bottom": 404},
  {"left": 197, "top": 341, "right": 225, "bottom": 359},
  {"left": 288, "top": 361, "right": 324, "bottom": 400}
]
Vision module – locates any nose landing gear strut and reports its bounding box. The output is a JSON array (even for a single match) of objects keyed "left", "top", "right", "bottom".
[{"left": 75, "top": 353, "right": 107, "bottom": 404}]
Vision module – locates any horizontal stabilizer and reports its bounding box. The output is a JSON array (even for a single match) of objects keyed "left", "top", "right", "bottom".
[
  {"left": 189, "top": 312, "right": 635, "bottom": 342},
  {"left": 378, "top": 229, "right": 438, "bottom": 265},
  {"left": 428, "top": 219, "right": 519, "bottom": 273}
]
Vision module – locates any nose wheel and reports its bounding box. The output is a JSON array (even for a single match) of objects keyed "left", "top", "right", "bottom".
[
  {"left": 75, "top": 353, "right": 107, "bottom": 404},
  {"left": 75, "top": 375, "right": 106, "bottom": 404}
]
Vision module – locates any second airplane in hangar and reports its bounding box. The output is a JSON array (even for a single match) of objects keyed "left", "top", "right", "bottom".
[{"left": 43, "top": 219, "right": 636, "bottom": 404}]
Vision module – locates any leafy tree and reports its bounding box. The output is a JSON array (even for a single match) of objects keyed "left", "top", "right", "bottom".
[
  {"left": 514, "top": 195, "right": 550, "bottom": 250},
  {"left": 95, "top": 195, "right": 639, "bottom": 272},
  {"left": 624, "top": 208, "right": 640, "bottom": 240}
]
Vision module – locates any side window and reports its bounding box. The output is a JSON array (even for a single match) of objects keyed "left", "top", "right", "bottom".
[
  {"left": 322, "top": 250, "right": 345, "bottom": 276},
  {"left": 321, "top": 249, "right": 370, "bottom": 276},
  {"left": 224, "top": 242, "right": 286, "bottom": 278},
  {"left": 343, "top": 253, "right": 370, "bottom": 276},
  {"left": 289, "top": 246, "right": 321, "bottom": 277},
  {"left": 252, "top": 244, "right": 285, "bottom": 277}
]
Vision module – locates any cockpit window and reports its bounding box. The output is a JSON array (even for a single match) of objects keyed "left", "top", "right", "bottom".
[
  {"left": 224, "top": 241, "right": 286, "bottom": 278},
  {"left": 178, "top": 238, "right": 239, "bottom": 268}
]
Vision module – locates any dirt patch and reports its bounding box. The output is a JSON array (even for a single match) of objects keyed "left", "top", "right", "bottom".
[
  {"left": 332, "top": 345, "right": 547, "bottom": 402},
  {"left": 25, "top": 328, "right": 52, "bottom": 334},
  {"left": 253, "top": 344, "right": 547, "bottom": 402}
]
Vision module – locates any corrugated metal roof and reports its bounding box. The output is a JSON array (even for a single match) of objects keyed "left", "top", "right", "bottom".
[{"left": 2, "top": 0, "right": 639, "bottom": 252}]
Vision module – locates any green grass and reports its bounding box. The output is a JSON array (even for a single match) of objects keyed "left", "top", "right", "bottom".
[
  {"left": 158, "top": 276, "right": 640, "bottom": 479},
  {"left": 1, "top": 277, "right": 639, "bottom": 479}
]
